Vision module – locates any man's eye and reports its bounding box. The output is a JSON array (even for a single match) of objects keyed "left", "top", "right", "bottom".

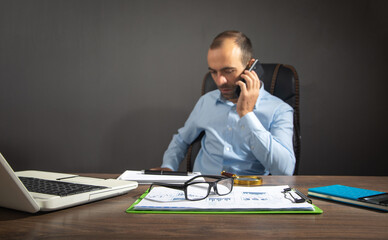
[{"left": 224, "top": 69, "right": 235, "bottom": 74}]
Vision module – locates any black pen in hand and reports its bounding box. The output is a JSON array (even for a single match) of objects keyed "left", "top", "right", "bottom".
[{"left": 143, "top": 170, "right": 188, "bottom": 176}]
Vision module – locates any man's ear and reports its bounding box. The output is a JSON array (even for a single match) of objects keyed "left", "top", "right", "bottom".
[{"left": 248, "top": 58, "right": 256, "bottom": 67}]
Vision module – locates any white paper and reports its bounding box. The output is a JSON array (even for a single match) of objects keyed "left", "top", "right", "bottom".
[
  {"left": 117, "top": 170, "right": 201, "bottom": 184},
  {"left": 135, "top": 185, "right": 314, "bottom": 211}
]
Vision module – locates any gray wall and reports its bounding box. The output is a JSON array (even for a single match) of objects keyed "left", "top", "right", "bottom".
[{"left": 1, "top": 0, "right": 387, "bottom": 175}]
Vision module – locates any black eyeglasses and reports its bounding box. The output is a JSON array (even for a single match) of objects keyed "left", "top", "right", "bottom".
[{"left": 149, "top": 175, "right": 234, "bottom": 201}]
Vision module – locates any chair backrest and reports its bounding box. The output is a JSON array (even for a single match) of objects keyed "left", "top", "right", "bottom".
[{"left": 186, "top": 63, "right": 301, "bottom": 175}]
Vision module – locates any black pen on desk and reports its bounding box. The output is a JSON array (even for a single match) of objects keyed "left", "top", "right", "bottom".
[{"left": 143, "top": 170, "right": 189, "bottom": 176}]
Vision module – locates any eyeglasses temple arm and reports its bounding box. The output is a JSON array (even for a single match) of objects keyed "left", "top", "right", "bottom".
[{"left": 149, "top": 182, "right": 186, "bottom": 191}]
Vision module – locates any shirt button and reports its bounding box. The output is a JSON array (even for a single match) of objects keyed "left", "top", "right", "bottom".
[
  {"left": 225, "top": 147, "right": 230, "bottom": 151},
  {"left": 241, "top": 125, "right": 245, "bottom": 129},
  {"left": 228, "top": 127, "right": 232, "bottom": 131}
]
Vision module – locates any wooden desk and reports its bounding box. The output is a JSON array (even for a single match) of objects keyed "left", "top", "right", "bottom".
[{"left": 1, "top": 175, "right": 387, "bottom": 239}]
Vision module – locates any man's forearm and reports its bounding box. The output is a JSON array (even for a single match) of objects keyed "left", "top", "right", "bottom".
[{"left": 161, "top": 134, "right": 189, "bottom": 171}]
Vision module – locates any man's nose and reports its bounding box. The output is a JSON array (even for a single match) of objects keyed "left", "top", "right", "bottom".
[{"left": 214, "top": 73, "right": 228, "bottom": 85}]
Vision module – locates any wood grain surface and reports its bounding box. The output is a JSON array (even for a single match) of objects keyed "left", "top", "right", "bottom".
[{"left": 1, "top": 175, "right": 387, "bottom": 239}]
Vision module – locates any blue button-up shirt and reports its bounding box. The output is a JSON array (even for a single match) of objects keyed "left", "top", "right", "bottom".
[{"left": 161, "top": 84, "right": 295, "bottom": 175}]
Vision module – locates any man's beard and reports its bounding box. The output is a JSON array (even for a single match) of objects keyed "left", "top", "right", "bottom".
[{"left": 218, "top": 83, "right": 238, "bottom": 100}]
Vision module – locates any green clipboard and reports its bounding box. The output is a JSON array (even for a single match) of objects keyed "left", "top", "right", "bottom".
[{"left": 126, "top": 188, "right": 323, "bottom": 214}]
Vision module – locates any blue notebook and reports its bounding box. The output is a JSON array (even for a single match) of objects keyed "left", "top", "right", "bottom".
[{"left": 308, "top": 185, "right": 388, "bottom": 212}]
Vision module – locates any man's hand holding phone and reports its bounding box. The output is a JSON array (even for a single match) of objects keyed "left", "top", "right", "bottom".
[{"left": 236, "top": 63, "right": 261, "bottom": 118}]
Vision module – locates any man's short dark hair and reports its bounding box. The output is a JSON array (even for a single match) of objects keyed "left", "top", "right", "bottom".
[{"left": 210, "top": 30, "right": 253, "bottom": 66}]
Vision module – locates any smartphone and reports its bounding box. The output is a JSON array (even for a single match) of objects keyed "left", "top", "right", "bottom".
[
  {"left": 235, "top": 59, "right": 262, "bottom": 97},
  {"left": 358, "top": 193, "right": 388, "bottom": 206}
]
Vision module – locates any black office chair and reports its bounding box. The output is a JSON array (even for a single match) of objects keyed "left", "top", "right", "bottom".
[{"left": 185, "top": 63, "right": 301, "bottom": 175}]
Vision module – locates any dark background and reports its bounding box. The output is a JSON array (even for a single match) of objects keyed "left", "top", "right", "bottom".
[{"left": 1, "top": 0, "right": 387, "bottom": 175}]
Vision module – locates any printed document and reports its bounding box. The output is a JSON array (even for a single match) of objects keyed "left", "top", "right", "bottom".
[{"left": 134, "top": 185, "right": 314, "bottom": 211}]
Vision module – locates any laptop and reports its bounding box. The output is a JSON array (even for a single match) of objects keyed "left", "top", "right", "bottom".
[{"left": 0, "top": 152, "right": 138, "bottom": 213}]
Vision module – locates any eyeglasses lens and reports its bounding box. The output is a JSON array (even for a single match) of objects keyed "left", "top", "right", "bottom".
[
  {"left": 186, "top": 182, "right": 210, "bottom": 200},
  {"left": 216, "top": 178, "right": 233, "bottom": 195}
]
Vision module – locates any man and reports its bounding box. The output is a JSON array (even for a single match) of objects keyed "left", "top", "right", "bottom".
[{"left": 154, "top": 31, "right": 295, "bottom": 175}]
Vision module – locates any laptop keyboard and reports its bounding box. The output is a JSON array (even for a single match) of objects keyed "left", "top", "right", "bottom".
[{"left": 19, "top": 177, "right": 108, "bottom": 197}]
